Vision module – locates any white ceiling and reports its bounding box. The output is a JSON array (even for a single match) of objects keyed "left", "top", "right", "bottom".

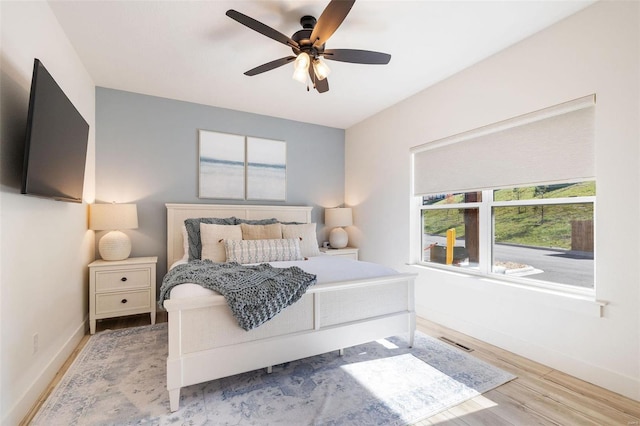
[{"left": 49, "top": 0, "right": 594, "bottom": 129}]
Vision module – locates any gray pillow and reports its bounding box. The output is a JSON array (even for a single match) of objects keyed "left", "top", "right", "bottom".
[
  {"left": 234, "top": 218, "right": 279, "bottom": 225},
  {"left": 184, "top": 217, "right": 236, "bottom": 261}
]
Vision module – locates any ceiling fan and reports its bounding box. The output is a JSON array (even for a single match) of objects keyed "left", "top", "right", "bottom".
[{"left": 226, "top": 0, "right": 391, "bottom": 93}]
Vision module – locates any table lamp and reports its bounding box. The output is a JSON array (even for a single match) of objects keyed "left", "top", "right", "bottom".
[
  {"left": 90, "top": 203, "right": 138, "bottom": 260},
  {"left": 325, "top": 207, "right": 352, "bottom": 249}
]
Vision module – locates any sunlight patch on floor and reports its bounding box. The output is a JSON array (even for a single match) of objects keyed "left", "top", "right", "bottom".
[
  {"left": 375, "top": 338, "right": 400, "bottom": 349},
  {"left": 340, "top": 353, "right": 483, "bottom": 422}
]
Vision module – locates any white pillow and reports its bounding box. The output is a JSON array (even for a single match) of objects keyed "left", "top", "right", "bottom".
[
  {"left": 281, "top": 223, "right": 321, "bottom": 258},
  {"left": 224, "top": 238, "right": 303, "bottom": 264},
  {"left": 200, "top": 223, "right": 242, "bottom": 262}
]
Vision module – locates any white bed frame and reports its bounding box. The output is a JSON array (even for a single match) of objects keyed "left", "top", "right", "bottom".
[{"left": 164, "top": 203, "right": 416, "bottom": 412}]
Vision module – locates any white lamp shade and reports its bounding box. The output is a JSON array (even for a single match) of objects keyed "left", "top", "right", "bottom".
[
  {"left": 293, "top": 53, "right": 310, "bottom": 84},
  {"left": 312, "top": 59, "right": 331, "bottom": 80},
  {"left": 325, "top": 208, "right": 353, "bottom": 228},
  {"left": 90, "top": 203, "right": 138, "bottom": 231}
]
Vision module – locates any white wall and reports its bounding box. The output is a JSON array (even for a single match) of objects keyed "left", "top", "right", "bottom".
[
  {"left": 0, "top": 2, "right": 95, "bottom": 424},
  {"left": 346, "top": 1, "right": 639, "bottom": 400}
]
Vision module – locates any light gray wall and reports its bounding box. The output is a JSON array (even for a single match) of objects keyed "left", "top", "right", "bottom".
[{"left": 95, "top": 87, "right": 345, "bottom": 289}]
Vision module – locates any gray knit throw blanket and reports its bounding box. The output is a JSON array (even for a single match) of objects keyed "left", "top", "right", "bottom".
[{"left": 159, "top": 260, "right": 317, "bottom": 331}]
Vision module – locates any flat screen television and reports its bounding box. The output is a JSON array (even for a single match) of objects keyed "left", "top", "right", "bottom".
[{"left": 21, "top": 58, "right": 89, "bottom": 203}]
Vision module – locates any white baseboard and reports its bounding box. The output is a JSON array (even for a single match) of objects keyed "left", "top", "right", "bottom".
[
  {"left": 2, "top": 318, "right": 87, "bottom": 426},
  {"left": 417, "top": 304, "right": 640, "bottom": 402}
]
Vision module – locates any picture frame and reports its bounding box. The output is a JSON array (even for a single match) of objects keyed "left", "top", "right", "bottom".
[
  {"left": 198, "top": 130, "right": 286, "bottom": 201},
  {"left": 246, "top": 137, "right": 286, "bottom": 201},
  {"left": 198, "top": 130, "right": 245, "bottom": 199}
]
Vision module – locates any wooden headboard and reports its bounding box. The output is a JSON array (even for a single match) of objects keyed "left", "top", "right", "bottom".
[{"left": 165, "top": 203, "right": 313, "bottom": 268}]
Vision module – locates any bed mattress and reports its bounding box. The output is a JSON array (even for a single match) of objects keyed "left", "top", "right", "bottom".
[{"left": 168, "top": 255, "right": 398, "bottom": 299}]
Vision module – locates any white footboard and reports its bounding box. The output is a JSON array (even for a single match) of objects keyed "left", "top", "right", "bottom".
[{"left": 164, "top": 273, "right": 416, "bottom": 412}]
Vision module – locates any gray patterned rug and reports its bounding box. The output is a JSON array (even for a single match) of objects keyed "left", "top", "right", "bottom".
[{"left": 32, "top": 323, "right": 515, "bottom": 425}]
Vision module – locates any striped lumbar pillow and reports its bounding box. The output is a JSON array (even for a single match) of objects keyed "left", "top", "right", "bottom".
[{"left": 224, "top": 238, "right": 303, "bottom": 264}]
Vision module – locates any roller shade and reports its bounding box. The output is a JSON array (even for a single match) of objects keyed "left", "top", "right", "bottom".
[{"left": 412, "top": 95, "right": 595, "bottom": 196}]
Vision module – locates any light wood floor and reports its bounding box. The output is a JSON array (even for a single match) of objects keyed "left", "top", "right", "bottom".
[
  {"left": 22, "top": 313, "right": 640, "bottom": 425},
  {"left": 415, "top": 318, "right": 640, "bottom": 425}
]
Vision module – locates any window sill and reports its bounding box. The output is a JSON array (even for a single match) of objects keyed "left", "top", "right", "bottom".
[{"left": 408, "top": 262, "right": 607, "bottom": 317}]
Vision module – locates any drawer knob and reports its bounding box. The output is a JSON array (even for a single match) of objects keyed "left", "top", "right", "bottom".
[
  {"left": 121, "top": 299, "right": 128, "bottom": 304},
  {"left": 120, "top": 277, "right": 128, "bottom": 282}
]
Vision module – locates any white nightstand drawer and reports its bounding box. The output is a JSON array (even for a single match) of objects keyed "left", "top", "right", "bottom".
[
  {"left": 95, "top": 289, "right": 151, "bottom": 315},
  {"left": 319, "top": 247, "right": 359, "bottom": 260},
  {"left": 330, "top": 252, "right": 356, "bottom": 259},
  {"left": 95, "top": 268, "right": 150, "bottom": 292}
]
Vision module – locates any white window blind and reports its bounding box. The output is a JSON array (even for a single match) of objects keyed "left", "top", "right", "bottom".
[{"left": 411, "top": 95, "right": 595, "bottom": 196}]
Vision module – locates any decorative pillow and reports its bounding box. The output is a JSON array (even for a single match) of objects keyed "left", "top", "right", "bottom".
[
  {"left": 200, "top": 223, "right": 242, "bottom": 263},
  {"left": 225, "top": 238, "right": 303, "bottom": 264},
  {"left": 235, "top": 218, "right": 279, "bottom": 225},
  {"left": 181, "top": 225, "right": 189, "bottom": 260},
  {"left": 240, "top": 223, "right": 283, "bottom": 240},
  {"left": 184, "top": 217, "right": 236, "bottom": 261},
  {"left": 282, "top": 223, "right": 321, "bottom": 258}
]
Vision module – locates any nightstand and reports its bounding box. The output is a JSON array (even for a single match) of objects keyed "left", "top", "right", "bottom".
[
  {"left": 319, "top": 247, "right": 359, "bottom": 260},
  {"left": 89, "top": 256, "right": 157, "bottom": 334}
]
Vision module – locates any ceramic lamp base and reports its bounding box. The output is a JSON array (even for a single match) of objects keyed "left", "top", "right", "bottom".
[
  {"left": 329, "top": 227, "right": 348, "bottom": 249},
  {"left": 99, "top": 230, "right": 132, "bottom": 261}
]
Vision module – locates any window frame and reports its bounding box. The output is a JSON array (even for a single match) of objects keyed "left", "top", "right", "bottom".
[{"left": 417, "top": 186, "right": 596, "bottom": 297}]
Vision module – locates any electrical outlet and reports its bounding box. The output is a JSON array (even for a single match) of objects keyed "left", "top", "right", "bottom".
[{"left": 33, "top": 333, "right": 39, "bottom": 355}]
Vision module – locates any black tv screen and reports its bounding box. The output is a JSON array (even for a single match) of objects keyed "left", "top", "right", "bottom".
[{"left": 21, "top": 58, "right": 89, "bottom": 203}]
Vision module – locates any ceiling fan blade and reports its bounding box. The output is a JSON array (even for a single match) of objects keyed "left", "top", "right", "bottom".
[
  {"left": 310, "top": 0, "right": 355, "bottom": 48},
  {"left": 244, "top": 56, "right": 296, "bottom": 76},
  {"left": 309, "top": 66, "right": 329, "bottom": 93},
  {"left": 322, "top": 49, "right": 391, "bottom": 64},
  {"left": 226, "top": 9, "right": 299, "bottom": 49}
]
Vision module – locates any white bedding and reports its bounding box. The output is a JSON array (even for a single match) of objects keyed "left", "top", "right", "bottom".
[{"left": 168, "top": 255, "right": 398, "bottom": 299}]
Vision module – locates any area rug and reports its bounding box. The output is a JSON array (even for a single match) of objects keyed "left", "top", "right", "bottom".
[{"left": 32, "top": 323, "right": 515, "bottom": 425}]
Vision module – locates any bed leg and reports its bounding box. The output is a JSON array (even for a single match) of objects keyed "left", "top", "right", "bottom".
[
  {"left": 338, "top": 348, "right": 344, "bottom": 356},
  {"left": 267, "top": 366, "right": 273, "bottom": 374},
  {"left": 169, "top": 388, "right": 180, "bottom": 412},
  {"left": 409, "top": 311, "right": 416, "bottom": 348}
]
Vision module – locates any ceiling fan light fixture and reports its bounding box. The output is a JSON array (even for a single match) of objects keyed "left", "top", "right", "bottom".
[
  {"left": 312, "top": 59, "right": 331, "bottom": 80},
  {"left": 292, "top": 52, "right": 310, "bottom": 84},
  {"left": 227, "top": 1, "right": 391, "bottom": 94}
]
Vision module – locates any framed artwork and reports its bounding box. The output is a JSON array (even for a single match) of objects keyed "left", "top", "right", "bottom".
[
  {"left": 198, "top": 130, "right": 245, "bottom": 199},
  {"left": 247, "top": 137, "right": 286, "bottom": 201},
  {"left": 198, "top": 130, "right": 286, "bottom": 201}
]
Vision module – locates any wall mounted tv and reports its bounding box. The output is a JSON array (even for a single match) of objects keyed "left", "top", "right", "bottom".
[{"left": 21, "top": 58, "right": 89, "bottom": 203}]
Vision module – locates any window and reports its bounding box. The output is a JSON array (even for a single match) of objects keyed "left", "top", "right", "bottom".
[
  {"left": 411, "top": 95, "right": 596, "bottom": 293},
  {"left": 422, "top": 192, "right": 481, "bottom": 268},
  {"left": 420, "top": 182, "right": 595, "bottom": 289}
]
